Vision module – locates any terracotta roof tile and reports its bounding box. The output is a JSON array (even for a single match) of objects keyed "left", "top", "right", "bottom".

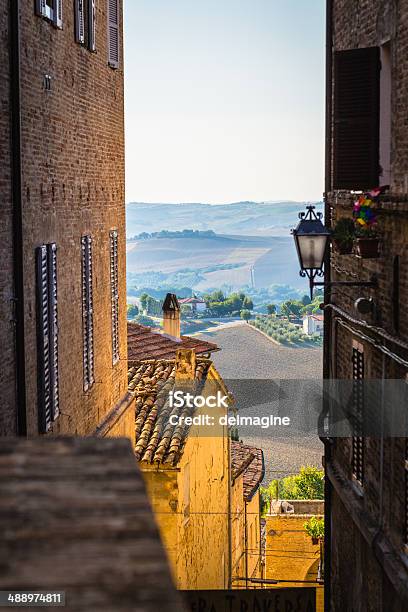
[
  {"left": 231, "top": 441, "right": 265, "bottom": 501},
  {"left": 128, "top": 358, "right": 212, "bottom": 466},
  {"left": 127, "top": 322, "right": 219, "bottom": 362}
]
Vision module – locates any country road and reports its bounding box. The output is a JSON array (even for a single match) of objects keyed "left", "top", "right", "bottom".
[{"left": 197, "top": 324, "right": 324, "bottom": 483}]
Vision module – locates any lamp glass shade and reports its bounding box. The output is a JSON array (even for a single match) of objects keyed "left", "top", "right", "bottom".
[{"left": 293, "top": 217, "right": 330, "bottom": 271}]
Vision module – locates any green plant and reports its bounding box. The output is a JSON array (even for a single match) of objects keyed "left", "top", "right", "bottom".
[
  {"left": 240, "top": 309, "right": 251, "bottom": 321},
  {"left": 269, "top": 466, "right": 324, "bottom": 500},
  {"left": 304, "top": 516, "right": 324, "bottom": 541},
  {"left": 333, "top": 217, "right": 355, "bottom": 246}
]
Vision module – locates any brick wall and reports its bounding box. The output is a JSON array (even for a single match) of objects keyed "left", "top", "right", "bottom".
[
  {"left": 327, "top": 0, "right": 408, "bottom": 607},
  {"left": 0, "top": 3, "right": 17, "bottom": 435},
  {"left": 1, "top": 1, "right": 130, "bottom": 437}
]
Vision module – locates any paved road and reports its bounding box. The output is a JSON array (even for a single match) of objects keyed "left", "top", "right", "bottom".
[{"left": 197, "top": 324, "right": 324, "bottom": 482}]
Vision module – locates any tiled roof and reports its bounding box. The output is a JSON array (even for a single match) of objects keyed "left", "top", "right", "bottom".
[
  {"left": 231, "top": 441, "right": 265, "bottom": 501},
  {"left": 0, "top": 438, "right": 182, "bottom": 611},
  {"left": 128, "top": 358, "right": 211, "bottom": 465},
  {"left": 128, "top": 322, "right": 219, "bottom": 362}
]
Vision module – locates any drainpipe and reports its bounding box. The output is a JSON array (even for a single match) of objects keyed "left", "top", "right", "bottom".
[
  {"left": 9, "top": 0, "right": 27, "bottom": 436},
  {"left": 323, "top": 0, "right": 333, "bottom": 610}
]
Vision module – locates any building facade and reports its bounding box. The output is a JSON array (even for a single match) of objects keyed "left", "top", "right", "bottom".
[
  {"left": 324, "top": 0, "right": 408, "bottom": 609},
  {"left": 129, "top": 349, "right": 231, "bottom": 590},
  {"left": 0, "top": 0, "right": 133, "bottom": 438}
]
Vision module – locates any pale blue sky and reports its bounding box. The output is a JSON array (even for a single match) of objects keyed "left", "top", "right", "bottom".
[{"left": 124, "top": 1, "right": 325, "bottom": 204}]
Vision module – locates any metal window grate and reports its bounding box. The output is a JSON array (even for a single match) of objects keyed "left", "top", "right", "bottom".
[
  {"left": 36, "top": 244, "right": 59, "bottom": 433},
  {"left": 352, "top": 347, "right": 364, "bottom": 484},
  {"left": 110, "top": 230, "right": 119, "bottom": 365},
  {"left": 81, "top": 235, "right": 95, "bottom": 390}
]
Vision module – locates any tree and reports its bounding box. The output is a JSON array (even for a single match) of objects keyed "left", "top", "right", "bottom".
[
  {"left": 127, "top": 304, "right": 139, "bottom": 319},
  {"left": 134, "top": 314, "right": 155, "bottom": 327},
  {"left": 269, "top": 466, "right": 324, "bottom": 500},
  {"left": 267, "top": 303, "right": 277, "bottom": 315},
  {"left": 240, "top": 309, "right": 251, "bottom": 322},
  {"left": 139, "top": 293, "right": 149, "bottom": 312},
  {"left": 280, "top": 299, "right": 303, "bottom": 318},
  {"left": 301, "top": 295, "right": 312, "bottom": 306},
  {"left": 243, "top": 296, "right": 253, "bottom": 310}
]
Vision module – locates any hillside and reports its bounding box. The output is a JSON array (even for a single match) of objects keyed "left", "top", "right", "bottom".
[
  {"left": 126, "top": 233, "right": 305, "bottom": 291},
  {"left": 126, "top": 200, "right": 323, "bottom": 238}
]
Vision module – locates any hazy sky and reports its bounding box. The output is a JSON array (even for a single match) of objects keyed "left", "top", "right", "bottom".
[{"left": 124, "top": 1, "right": 325, "bottom": 204}]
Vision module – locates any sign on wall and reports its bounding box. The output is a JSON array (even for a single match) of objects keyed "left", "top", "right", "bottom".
[{"left": 182, "top": 588, "right": 316, "bottom": 612}]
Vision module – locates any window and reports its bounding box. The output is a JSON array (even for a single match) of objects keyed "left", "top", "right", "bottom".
[
  {"left": 81, "top": 235, "right": 95, "bottom": 391},
  {"left": 379, "top": 43, "right": 392, "bottom": 186},
  {"left": 351, "top": 344, "right": 364, "bottom": 484},
  {"left": 108, "top": 0, "right": 120, "bottom": 68},
  {"left": 36, "top": 244, "right": 59, "bottom": 433},
  {"left": 75, "top": 0, "right": 96, "bottom": 51},
  {"left": 35, "top": 0, "right": 63, "bottom": 28},
  {"left": 110, "top": 230, "right": 119, "bottom": 365},
  {"left": 333, "top": 47, "right": 380, "bottom": 190}
]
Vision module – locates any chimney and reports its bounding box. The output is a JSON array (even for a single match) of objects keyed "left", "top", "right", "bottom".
[
  {"left": 162, "top": 293, "right": 181, "bottom": 339},
  {"left": 175, "top": 348, "right": 196, "bottom": 382}
]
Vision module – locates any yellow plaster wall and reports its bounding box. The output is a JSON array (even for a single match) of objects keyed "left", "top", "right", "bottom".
[
  {"left": 246, "top": 492, "right": 262, "bottom": 581},
  {"left": 231, "top": 479, "right": 262, "bottom": 588},
  {"left": 141, "top": 363, "right": 231, "bottom": 590},
  {"left": 265, "top": 514, "right": 324, "bottom": 611}
]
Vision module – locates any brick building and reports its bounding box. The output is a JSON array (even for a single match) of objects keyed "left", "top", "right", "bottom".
[
  {"left": 0, "top": 0, "right": 133, "bottom": 438},
  {"left": 324, "top": 0, "right": 408, "bottom": 609}
]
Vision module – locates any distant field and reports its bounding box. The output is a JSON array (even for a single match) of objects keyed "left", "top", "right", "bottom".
[
  {"left": 126, "top": 233, "right": 304, "bottom": 290},
  {"left": 126, "top": 200, "right": 323, "bottom": 237}
]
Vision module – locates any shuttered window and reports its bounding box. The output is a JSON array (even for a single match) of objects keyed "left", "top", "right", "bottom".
[
  {"left": 36, "top": 244, "right": 60, "bottom": 434},
  {"left": 88, "top": 0, "right": 96, "bottom": 51},
  {"left": 75, "top": 0, "right": 96, "bottom": 51},
  {"left": 351, "top": 346, "right": 364, "bottom": 484},
  {"left": 108, "top": 0, "right": 119, "bottom": 68},
  {"left": 75, "top": 0, "right": 85, "bottom": 44},
  {"left": 110, "top": 230, "right": 119, "bottom": 365},
  {"left": 36, "top": 0, "right": 62, "bottom": 28},
  {"left": 81, "top": 236, "right": 95, "bottom": 391},
  {"left": 333, "top": 47, "right": 380, "bottom": 190}
]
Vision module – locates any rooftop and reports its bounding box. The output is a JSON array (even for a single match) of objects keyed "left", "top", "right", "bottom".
[
  {"left": 231, "top": 440, "right": 265, "bottom": 501},
  {"left": 128, "top": 357, "right": 213, "bottom": 465},
  {"left": 0, "top": 437, "right": 182, "bottom": 611},
  {"left": 128, "top": 322, "right": 219, "bottom": 362}
]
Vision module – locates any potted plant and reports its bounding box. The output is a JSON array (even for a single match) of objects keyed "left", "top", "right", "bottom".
[
  {"left": 353, "top": 195, "right": 381, "bottom": 258},
  {"left": 304, "top": 516, "right": 324, "bottom": 545},
  {"left": 332, "top": 217, "right": 355, "bottom": 254}
]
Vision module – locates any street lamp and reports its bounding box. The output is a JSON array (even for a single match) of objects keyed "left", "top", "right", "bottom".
[
  {"left": 292, "top": 206, "right": 331, "bottom": 299},
  {"left": 292, "top": 205, "right": 377, "bottom": 299}
]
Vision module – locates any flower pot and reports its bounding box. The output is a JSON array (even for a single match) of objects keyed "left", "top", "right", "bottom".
[
  {"left": 356, "top": 237, "right": 380, "bottom": 259},
  {"left": 333, "top": 239, "right": 353, "bottom": 255}
]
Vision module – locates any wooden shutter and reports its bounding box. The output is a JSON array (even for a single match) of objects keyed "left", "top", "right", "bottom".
[
  {"left": 53, "top": 0, "right": 63, "bottom": 28},
  {"left": 36, "top": 243, "right": 59, "bottom": 432},
  {"left": 81, "top": 235, "right": 95, "bottom": 390},
  {"left": 88, "top": 0, "right": 96, "bottom": 51},
  {"left": 110, "top": 230, "right": 119, "bottom": 365},
  {"left": 351, "top": 346, "right": 364, "bottom": 484},
  {"left": 36, "top": 246, "right": 53, "bottom": 433},
  {"left": 333, "top": 47, "right": 380, "bottom": 190},
  {"left": 35, "top": 0, "right": 47, "bottom": 17},
  {"left": 108, "top": 0, "right": 119, "bottom": 68},
  {"left": 75, "top": 0, "right": 85, "bottom": 44},
  {"left": 47, "top": 243, "right": 59, "bottom": 420}
]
